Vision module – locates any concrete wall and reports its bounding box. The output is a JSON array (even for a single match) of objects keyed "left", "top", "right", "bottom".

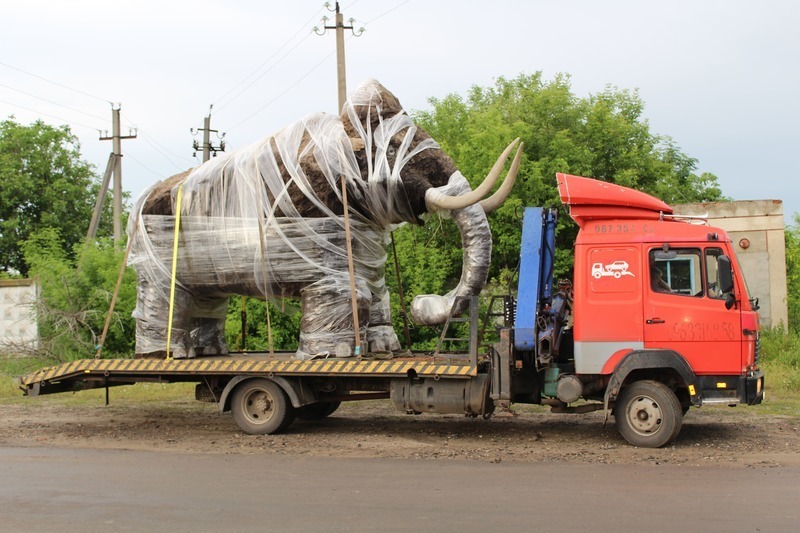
[
  {"left": 0, "top": 279, "right": 39, "bottom": 355},
  {"left": 675, "top": 200, "right": 788, "bottom": 330}
]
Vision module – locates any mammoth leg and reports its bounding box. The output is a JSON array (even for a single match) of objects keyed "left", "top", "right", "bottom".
[
  {"left": 190, "top": 296, "right": 230, "bottom": 356},
  {"left": 366, "top": 277, "right": 401, "bottom": 353},
  {"left": 296, "top": 275, "right": 371, "bottom": 360},
  {"left": 132, "top": 271, "right": 195, "bottom": 359}
]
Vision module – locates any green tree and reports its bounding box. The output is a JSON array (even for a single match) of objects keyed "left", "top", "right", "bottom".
[
  {"left": 0, "top": 118, "right": 113, "bottom": 277},
  {"left": 21, "top": 228, "right": 136, "bottom": 359},
  {"left": 388, "top": 72, "right": 727, "bottom": 348}
]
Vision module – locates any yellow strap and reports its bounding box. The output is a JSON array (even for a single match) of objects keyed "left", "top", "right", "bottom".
[{"left": 165, "top": 183, "right": 186, "bottom": 359}]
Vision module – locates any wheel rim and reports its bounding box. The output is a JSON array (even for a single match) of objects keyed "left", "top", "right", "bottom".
[
  {"left": 241, "top": 388, "right": 275, "bottom": 425},
  {"left": 625, "top": 394, "right": 663, "bottom": 436}
]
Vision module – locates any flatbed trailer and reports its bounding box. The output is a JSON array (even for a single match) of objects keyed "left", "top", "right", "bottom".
[
  {"left": 19, "top": 343, "right": 495, "bottom": 436},
  {"left": 20, "top": 293, "right": 495, "bottom": 436},
  {"left": 20, "top": 352, "right": 478, "bottom": 397}
]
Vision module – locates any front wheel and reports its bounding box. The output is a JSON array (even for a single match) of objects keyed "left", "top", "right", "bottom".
[
  {"left": 231, "top": 379, "right": 295, "bottom": 435},
  {"left": 615, "top": 380, "right": 682, "bottom": 448}
]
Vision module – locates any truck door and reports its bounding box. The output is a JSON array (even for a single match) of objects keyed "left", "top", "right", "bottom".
[{"left": 642, "top": 246, "right": 742, "bottom": 374}]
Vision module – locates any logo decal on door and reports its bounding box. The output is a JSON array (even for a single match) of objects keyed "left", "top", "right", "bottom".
[{"left": 591, "top": 261, "right": 635, "bottom": 279}]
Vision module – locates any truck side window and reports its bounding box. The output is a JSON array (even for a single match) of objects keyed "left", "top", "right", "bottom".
[
  {"left": 704, "top": 248, "right": 726, "bottom": 300},
  {"left": 649, "top": 248, "right": 703, "bottom": 297}
]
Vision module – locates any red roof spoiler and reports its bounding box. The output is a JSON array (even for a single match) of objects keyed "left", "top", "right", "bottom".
[{"left": 556, "top": 173, "right": 673, "bottom": 227}]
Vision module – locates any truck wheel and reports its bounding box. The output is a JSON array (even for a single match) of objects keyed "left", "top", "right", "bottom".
[
  {"left": 231, "top": 379, "right": 295, "bottom": 435},
  {"left": 615, "top": 380, "right": 682, "bottom": 448},
  {"left": 296, "top": 401, "right": 341, "bottom": 421}
]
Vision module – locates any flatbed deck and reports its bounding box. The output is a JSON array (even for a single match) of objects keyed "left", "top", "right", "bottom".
[{"left": 20, "top": 352, "right": 479, "bottom": 396}]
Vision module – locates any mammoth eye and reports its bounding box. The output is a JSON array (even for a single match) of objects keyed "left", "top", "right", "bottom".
[{"left": 387, "top": 146, "right": 397, "bottom": 157}]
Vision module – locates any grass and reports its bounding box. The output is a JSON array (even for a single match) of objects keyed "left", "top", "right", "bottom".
[{"left": 757, "top": 327, "right": 800, "bottom": 415}]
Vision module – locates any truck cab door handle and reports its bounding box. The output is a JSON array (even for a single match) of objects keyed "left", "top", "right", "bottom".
[{"left": 646, "top": 318, "right": 665, "bottom": 324}]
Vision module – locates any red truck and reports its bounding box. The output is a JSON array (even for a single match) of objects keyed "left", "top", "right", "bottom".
[{"left": 20, "top": 173, "right": 764, "bottom": 447}]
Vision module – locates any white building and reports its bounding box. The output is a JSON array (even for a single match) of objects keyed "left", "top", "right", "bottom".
[{"left": 0, "top": 279, "right": 40, "bottom": 355}]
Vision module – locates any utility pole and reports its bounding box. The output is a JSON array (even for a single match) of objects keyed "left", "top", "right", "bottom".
[
  {"left": 314, "top": 1, "right": 364, "bottom": 111},
  {"left": 315, "top": 2, "right": 366, "bottom": 357},
  {"left": 191, "top": 106, "right": 226, "bottom": 163},
  {"left": 99, "top": 105, "right": 137, "bottom": 244},
  {"left": 86, "top": 152, "right": 119, "bottom": 240}
]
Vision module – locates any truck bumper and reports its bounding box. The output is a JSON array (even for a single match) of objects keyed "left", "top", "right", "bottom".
[
  {"left": 744, "top": 369, "right": 765, "bottom": 405},
  {"left": 696, "top": 370, "right": 764, "bottom": 406}
]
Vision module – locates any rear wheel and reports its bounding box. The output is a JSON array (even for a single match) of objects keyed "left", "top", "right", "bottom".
[
  {"left": 231, "top": 379, "right": 295, "bottom": 435},
  {"left": 615, "top": 380, "right": 682, "bottom": 448},
  {"left": 296, "top": 401, "right": 341, "bottom": 421}
]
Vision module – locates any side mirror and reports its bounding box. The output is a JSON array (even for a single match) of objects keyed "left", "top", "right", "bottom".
[
  {"left": 718, "top": 255, "right": 735, "bottom": 309},
  {"left": 718, "top": 255, "right": 734, "bottom": 294}
]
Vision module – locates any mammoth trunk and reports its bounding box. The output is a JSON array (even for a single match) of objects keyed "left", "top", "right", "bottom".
[{"left": 410, "top": 203, "right": 492, "bottom": 325}]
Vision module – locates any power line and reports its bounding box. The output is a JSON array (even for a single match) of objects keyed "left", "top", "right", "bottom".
[
  {"left": 0, "top": 61, "right": 112, "bottom": 105},
  {"left": 121, "top": 111, "right": 194, "bottom": 169},
  {"left": 0, "top": 98, "right": 103, "bottom": 132},
  {"left": 139, "top": 131, "right": 192, "bottom": 172},
  {"left": 226, "top": 45, "right": 339, "bottom": 132},
  {"left": 212, "top": 8, "right": 325, "bottom": 111},
  {"left": 214, "top": 32, "right": 314, "bottom": 113},
  {"left": 122, "top": 149, "right": 164, "bottom": 178},
  {"left": 0, "top": 83, "right": 108, "bottom": 122},
  {"left": 363, "top": 0, "right": 411, "bottom": 24}
]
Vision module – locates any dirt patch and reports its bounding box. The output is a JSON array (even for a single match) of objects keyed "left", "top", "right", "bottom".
[{"left": 3, "top": 398, "right": 798, "bottom": 467}]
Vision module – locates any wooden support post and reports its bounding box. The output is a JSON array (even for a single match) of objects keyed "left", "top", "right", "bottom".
[{"left": 340, "top": 174, "right": 362, "bottom": 359}]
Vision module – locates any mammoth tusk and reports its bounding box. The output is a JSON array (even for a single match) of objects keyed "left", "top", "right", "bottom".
[
  {"left": 480, "top": 141, "right": 523, "bottom": 213},
  {"left": 426, "top": 138, "right": 521, "bottom": 212}
]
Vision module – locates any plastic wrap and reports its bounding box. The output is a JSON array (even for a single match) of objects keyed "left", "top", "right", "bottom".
[
  {"left": 411, "top": 173, "right": 492, "bottom": 325},
  {"left": 127, "top": 79, "right": 492, "bottom": 358}
]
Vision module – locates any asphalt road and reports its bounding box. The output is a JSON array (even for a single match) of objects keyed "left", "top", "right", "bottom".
[{"left": 1, "top": 447, "right": 797, "bottom": 532}]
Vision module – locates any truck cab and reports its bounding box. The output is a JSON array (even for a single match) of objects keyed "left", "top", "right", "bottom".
[{"left": 509, "top": 174, "right": 764, "bottom": 447}]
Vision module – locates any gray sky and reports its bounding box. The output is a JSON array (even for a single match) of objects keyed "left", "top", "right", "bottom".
[{"left": 2, "top": 0, "right": 798, "bottom": 222}]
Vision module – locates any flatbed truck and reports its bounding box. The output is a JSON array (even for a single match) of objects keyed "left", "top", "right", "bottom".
[{"left": 20, "top": 174, "right": 764, "bottom": 448}]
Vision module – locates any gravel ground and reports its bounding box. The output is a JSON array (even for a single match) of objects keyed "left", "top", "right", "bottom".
[{"left": 2, "top": 397, "right": 798, "bottom": 467}]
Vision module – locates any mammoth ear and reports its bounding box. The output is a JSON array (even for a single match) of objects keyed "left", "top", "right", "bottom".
[
  {"left": 341, "top": 79, "right": 403, "bottom": 137},
  {"left": 350, "top": 137, "right": 366, "bottom": 153}
]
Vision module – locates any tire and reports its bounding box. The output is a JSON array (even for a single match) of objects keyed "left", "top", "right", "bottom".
[
  {"left": 615, "top": 380, "right": 682, "bottom": 448},
  {"left": 296, "top": 401, "right": 342, "bottom": 421},
  {"left": 231, "top": 379, "right": 295, "bottom": 435}
]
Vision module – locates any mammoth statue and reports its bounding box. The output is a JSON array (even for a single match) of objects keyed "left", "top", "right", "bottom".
[{"left": 128, "top": 79, "right": 521, "bottom": 359}]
